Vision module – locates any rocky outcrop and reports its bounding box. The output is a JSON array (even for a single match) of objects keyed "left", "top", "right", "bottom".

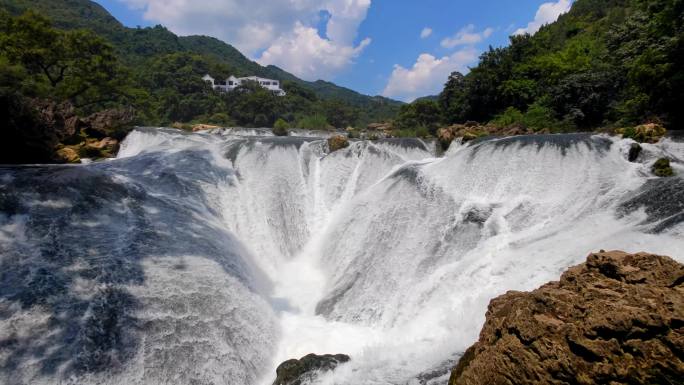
[
  {"left": 618, "top": 123, "right": 667, "bottom": 144},
  {"left": 628, "top": 142, "right": 642, "bottom": 162},
  {"left": 449, "top": 251, "right": 684, "bottom": 385},
  {"left": 436, "top": 123, "right": 546, "bottom": 150},
  {"left": 192, "top": 123, "right": 221, "bottom": 132},
  {"left": 83, "top": 107, "right": 136, "bottom": 140},
  {"left": 328, "top": 135, "right": 350, "bottom": 152},
  {"left": 1, "top": 96, "right": 133, "bottom": 164},
  {"left": 653, "top": 158, "right": 675, "bottom": 177},
  {"left": 273, "top": 353, "right": 350, "bottom": 385},
  {"left": 1, "top": 97, "right": 82, "bottom": 163}
]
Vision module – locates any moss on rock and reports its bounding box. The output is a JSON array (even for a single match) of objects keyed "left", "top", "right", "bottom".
[
  {"left": 328, "top": 135, "right": 349, "bottom": 152},
  {"left": 652, "top": 158, "right": 674, "bottom": 177}
]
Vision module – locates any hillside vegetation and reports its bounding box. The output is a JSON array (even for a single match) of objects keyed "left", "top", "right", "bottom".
[
  {"left": 396, "top": 0, "right": 683, "bottom": 135},
  {"left": 0, "top": 0, "right": 401, "bottom": 129}
]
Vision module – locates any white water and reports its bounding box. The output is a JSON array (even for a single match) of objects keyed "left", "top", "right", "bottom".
[{"left": 1, "top": 128, "right": 682, "bottom": 385}]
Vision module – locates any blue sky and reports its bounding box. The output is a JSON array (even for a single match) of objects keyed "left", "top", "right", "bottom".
[{"left": 94, "top": 0, "right": 572, "bottom": 101}]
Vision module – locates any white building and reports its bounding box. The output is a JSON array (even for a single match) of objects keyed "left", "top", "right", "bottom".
[{"left": 202, "top": 74, "right": 286, "bottom": 96}]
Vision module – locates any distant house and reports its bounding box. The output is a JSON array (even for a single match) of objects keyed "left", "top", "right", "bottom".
[{"left": 202, "top": 74, "right": 286, "bottom": 96}]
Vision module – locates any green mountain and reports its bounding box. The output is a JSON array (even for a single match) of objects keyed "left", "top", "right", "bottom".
[
  {"left": 433, "top": 0, "right": 683, "bottom": 131},
  {"left": 0, "top": 0, "right": 401, "bottom": 114}
]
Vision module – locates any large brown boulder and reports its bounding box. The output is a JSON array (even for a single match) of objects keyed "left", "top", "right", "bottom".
[
  {"left": 449, "top": 251, "right": 684, "bottom": 385},
  {"left": 273, "top": 353, "right": 350, "bottom": 385}
]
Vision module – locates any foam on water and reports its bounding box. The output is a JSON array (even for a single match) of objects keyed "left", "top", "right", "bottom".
[{"left": 0, "top": 128, "right": 682, "bottom": 385}]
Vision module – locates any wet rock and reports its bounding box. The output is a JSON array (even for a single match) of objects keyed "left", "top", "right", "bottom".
[
  {"left": 273, "top": 353, "right": 350, "bottom": 385},
  {"left": 84, "top": 107, "right": 135, "bottom": 140},
  {"left": 56, "top": 147, "right": 81, "bottom": 163},
  {"left": 449, "top": 251, "right": 684, "bottom": 385},
  {"left": 652, "top": 158, "right": 675, "bottom": 177},
  {"left": 628, "top": 142, "right": 642, "bottom": 162},
  {"left": 328, "top": 135, "right": 350, "bottom": 152},
  {"left": 192, "top": 123, "right": 221, "bottom": 132},
  {"left": 437, "top": 127, "right": 457, "bottom": 151}
]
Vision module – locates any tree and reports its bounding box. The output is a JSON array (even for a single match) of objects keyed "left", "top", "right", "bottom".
[
  {"left": 395, "top": 99, "right": 442, "bottom": 135},
  {"left": 439, "top": 72, "right": 469, "bottom": 124},
  {"left": 0, "top": 10, "right": 132, "bottom": 111}
]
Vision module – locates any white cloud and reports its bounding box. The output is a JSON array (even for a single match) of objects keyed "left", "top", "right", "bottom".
[
  {"left": 440, "top": 25, "right": 494, "bottom": 48},
  {"left": 382, "top": 49, "right": 478, "bottom": 102},
  {"left": 258, "top": 22, "right": 371, "bottom": 80},
  {"left": 118, "top": 0, "right": 372, "bottom": 80},
  {"left": 420, "top": 27, "right": 433, "bottom": 39},
  {"left": 514, "top": 0, "right": 572, "bottom": 35}
]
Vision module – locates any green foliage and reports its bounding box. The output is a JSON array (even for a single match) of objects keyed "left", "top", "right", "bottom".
[
  {"left": 296, "top": 114, "right": 331, "bottom": 130},
  {"left": 491, "top": 107, "right": 524, "bottom": 127},
  {"left": 0, "top": 0, "right": 401, "bottom": 129},
  {"left": 272, "top": 118, "right": 289, "bottom": 136},
  {"left": 652, "top": 158, "right": 674, "bottom": 177},
  {"left": 522, "top": 102, "right": 557, "bottom": 131},
  {"left": 0, "top": 10, "right": 135, "bottom": 113},
  {"left": 437, "top": 0, "right": 684, "bottom": 130},
  {"left": 394, "top": 99, "right": 441, "bottom": 135}
]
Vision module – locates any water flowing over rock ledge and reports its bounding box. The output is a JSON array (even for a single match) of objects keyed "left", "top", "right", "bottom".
[{"left": 449, "top": 251, "right": 684, "bottom": 385}]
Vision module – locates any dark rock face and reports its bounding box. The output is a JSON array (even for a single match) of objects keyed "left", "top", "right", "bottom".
[
  {"left": 449, "top": 251, "right": 684, "bottom": 385},
  {"left": 628, "top": 142, "right": 642, "bottom": 162},
  {"left": 0, "top": 97, "right": 82, "bottom": 163},
  {"left": 0, "top": 97, "right": 133, "bottom": 164},
  {"left": 84, "top": 107, "right": 136, "bottom": 140},
  {"left": 273, "top": 353, "right": 350, "bottom": 385}
]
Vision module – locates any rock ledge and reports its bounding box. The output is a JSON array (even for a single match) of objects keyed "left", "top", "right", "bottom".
[{"left": 449, "top": 251, "right": 684, "bottom": 385}]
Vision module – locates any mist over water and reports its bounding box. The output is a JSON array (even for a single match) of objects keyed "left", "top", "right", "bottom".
[{"left": 1, "top": 128, "right": 682, "bottom": 385}]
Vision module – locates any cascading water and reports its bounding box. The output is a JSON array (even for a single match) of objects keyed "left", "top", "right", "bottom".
[{"left": 0, "top": 127, "right": 682, "bottom": 385}]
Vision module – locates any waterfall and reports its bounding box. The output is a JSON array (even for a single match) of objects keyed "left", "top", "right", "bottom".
[{"left": 1, "top": 128, "right": 682, "bottom": 385}]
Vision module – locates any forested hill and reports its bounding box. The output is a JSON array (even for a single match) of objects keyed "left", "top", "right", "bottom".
[
  {"left": 0, "top": 0, "right": 401, "bottom": 127},
  {"left": 436, "top": 0, "right": 683, "bottom": 131},
  {"left": 393, "top": 0, "right": 683, "bottom": 136}
]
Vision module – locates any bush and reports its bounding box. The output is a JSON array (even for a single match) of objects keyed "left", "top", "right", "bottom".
[
  {"left": 207, "top": 112, "right": 234, "bottom": 126},
  {"left": 522, "top": 103, "right": 557, "bottom": 132},
  {"left": 296, "top": 114, "right": 331, "bottom": 130},
  {"left": 491, "top": 107, "right": 524, "bottom": 127},
  {"left": 272, "top": 118, "right": 289, "bottom": 136}
]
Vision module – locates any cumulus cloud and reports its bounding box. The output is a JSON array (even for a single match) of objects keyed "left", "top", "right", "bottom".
[
  {"left": 420, "top": 27, "right": 433, "bottom": 39},
  {"left": 118, "top": 0, "right": 372, "bottom": 80},
  {"left": 440, "top": 24, "right": 493, "bottom": 48},
  {"left": 382, "top": 49, "right": 478, "bottom": 102},
  {"left": 514, "top": 0, "right": 572, "bottom": 35},
  {"left": 259, "top": 22, "right": 371, "bottom": 80}
]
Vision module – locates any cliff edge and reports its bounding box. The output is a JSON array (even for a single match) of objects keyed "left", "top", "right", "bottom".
[{"left": 449, "top": 251, "right": 684, "bottom": 385}]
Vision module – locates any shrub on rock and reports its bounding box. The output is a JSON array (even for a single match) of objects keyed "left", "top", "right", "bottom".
[{"left": 273, "top": 118, "right": 289, "bottom": 136}]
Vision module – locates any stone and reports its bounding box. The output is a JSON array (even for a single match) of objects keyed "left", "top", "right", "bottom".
[
  {"left": 273, "top": 353, "right": 350, "bottom": 385},
  {"left": 84, "top": 107, "right": 136, "bottom": 139},
  {"left": 192, "top": 124, "right": 221, "bottom": 132},
  {"left": 652, "top": 158, "right": 675, "bottom": 177},
  {"left": 55, "top": 147, "right": 81, "bottom": 163},
  {"left": 628, "top": 142, "right": 642, "bottom": 162},
  {"left": 328, "top": 135, "right": 350, "bottom": 152},
  {"left": 619, "top": 123, "right": 667, "bottom": 144},
  {"left": 449, "top": 251, "right": 684, "bottom": 385}
]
